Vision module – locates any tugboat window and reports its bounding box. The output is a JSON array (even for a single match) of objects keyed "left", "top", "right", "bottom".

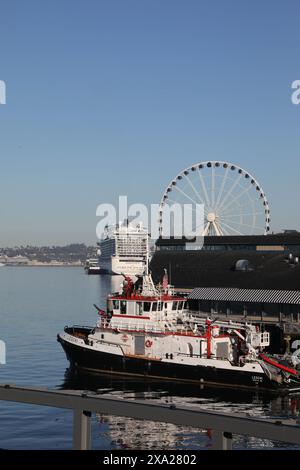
[
  {"left": 113, "top": 300, "right": 119, "bottom": 310},
  {"left": 120, "top": 300, "right": 126, "bottom": 314},
  {"left": 152, "top": 302, "right": 157, "bottom": 312},
  {"left": 136, "top": 302, "right": 143, "bottom": 315},
  {"left": 143, "top": 302, "right": 151, "bottom": 312},
  {"left": 172, "top": 302, "right": 178, "bottom": 310},
  {"left": 178, "top": 301, "right": 183, "bottom": 310}
]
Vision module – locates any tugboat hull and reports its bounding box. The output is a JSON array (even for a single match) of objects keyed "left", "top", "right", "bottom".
[{"left": 58, "top": 330, "right": 299, "bottom": 393}]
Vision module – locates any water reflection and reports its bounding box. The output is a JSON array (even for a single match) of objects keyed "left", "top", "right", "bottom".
[
  {"left": 61, "top": 369, "right": 300, "bottom": 450},
  {"left": 99, "top": 274, "right": 123, "bottom": 295}
]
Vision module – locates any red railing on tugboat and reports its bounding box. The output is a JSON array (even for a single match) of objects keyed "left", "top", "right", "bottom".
[{"left": 259, "top": 354, "right": 298, "bottom": 376}]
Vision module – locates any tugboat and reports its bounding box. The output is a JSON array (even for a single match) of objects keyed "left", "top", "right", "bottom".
[{"left": 58, "top": 270, "right": 300, "bottom": 392}]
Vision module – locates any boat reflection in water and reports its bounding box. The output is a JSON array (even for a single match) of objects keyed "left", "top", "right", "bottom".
[{"left": 61, "top": 369, "right": 300, "bottom": 450}]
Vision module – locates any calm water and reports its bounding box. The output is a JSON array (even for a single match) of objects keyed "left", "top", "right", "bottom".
[{"left": 0, "top": 267, "right": 299, "bottom": 449}]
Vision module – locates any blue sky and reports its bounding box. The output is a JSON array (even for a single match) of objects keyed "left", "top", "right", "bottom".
[{"left": 0, "top": 1, "right": 300, "bottom": 245}]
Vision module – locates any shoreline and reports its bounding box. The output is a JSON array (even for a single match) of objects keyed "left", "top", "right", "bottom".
[{"left": 2, "top": 264, "right": 83, "bottom": 268}]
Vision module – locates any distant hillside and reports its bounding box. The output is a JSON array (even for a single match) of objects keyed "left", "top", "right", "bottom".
[{"left": 0, "top": 244, "right": 97, "bottom": 263}]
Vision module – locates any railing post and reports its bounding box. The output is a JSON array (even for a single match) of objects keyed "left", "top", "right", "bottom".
[
  {"left": 211, "top": 431, "right": 233, "bottom": 450},
  {"left": 73, "top": 409, "right": 92, "bottom": 450}
]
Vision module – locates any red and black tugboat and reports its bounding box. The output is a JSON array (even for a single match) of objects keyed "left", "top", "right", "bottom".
[{"left": 58, "top": 270, "right": 300, "bottom": 392}]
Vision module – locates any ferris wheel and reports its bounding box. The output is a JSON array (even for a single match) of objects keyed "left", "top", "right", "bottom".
[{"left": 159, "top": 161, "right": 271, "bottom": 237}]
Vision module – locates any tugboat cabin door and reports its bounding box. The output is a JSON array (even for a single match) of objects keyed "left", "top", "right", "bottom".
[{"left": 135, "top": 335, "right": 145, "bottom": 355}]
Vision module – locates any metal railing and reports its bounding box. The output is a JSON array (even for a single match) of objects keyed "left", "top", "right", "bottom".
[
  {"left": 0, "top": 383, "right": 300, "bottom": 450},
  {"left": 107, "top": 320, "right": 197, "bottom": 335}
]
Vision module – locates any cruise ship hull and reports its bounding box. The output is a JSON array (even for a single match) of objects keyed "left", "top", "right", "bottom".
[
  {"left": 58, "top": 329, "right": 299, "bottom": 393},
  {"left": 99, "top": 256, "right": 146, "bottom": 276}
]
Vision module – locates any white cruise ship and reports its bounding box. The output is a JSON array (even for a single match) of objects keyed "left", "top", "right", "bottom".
[{"left": 97, "top": 220, "right": 149, "bottom": 276}]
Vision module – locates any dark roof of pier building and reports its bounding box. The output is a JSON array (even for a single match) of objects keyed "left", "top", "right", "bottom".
[
  {"left": 150, "top": 251, "right": 300, "bottom": 291},
  {"left": 155, "top": 233, "right": 300, "bottom": 247}
]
